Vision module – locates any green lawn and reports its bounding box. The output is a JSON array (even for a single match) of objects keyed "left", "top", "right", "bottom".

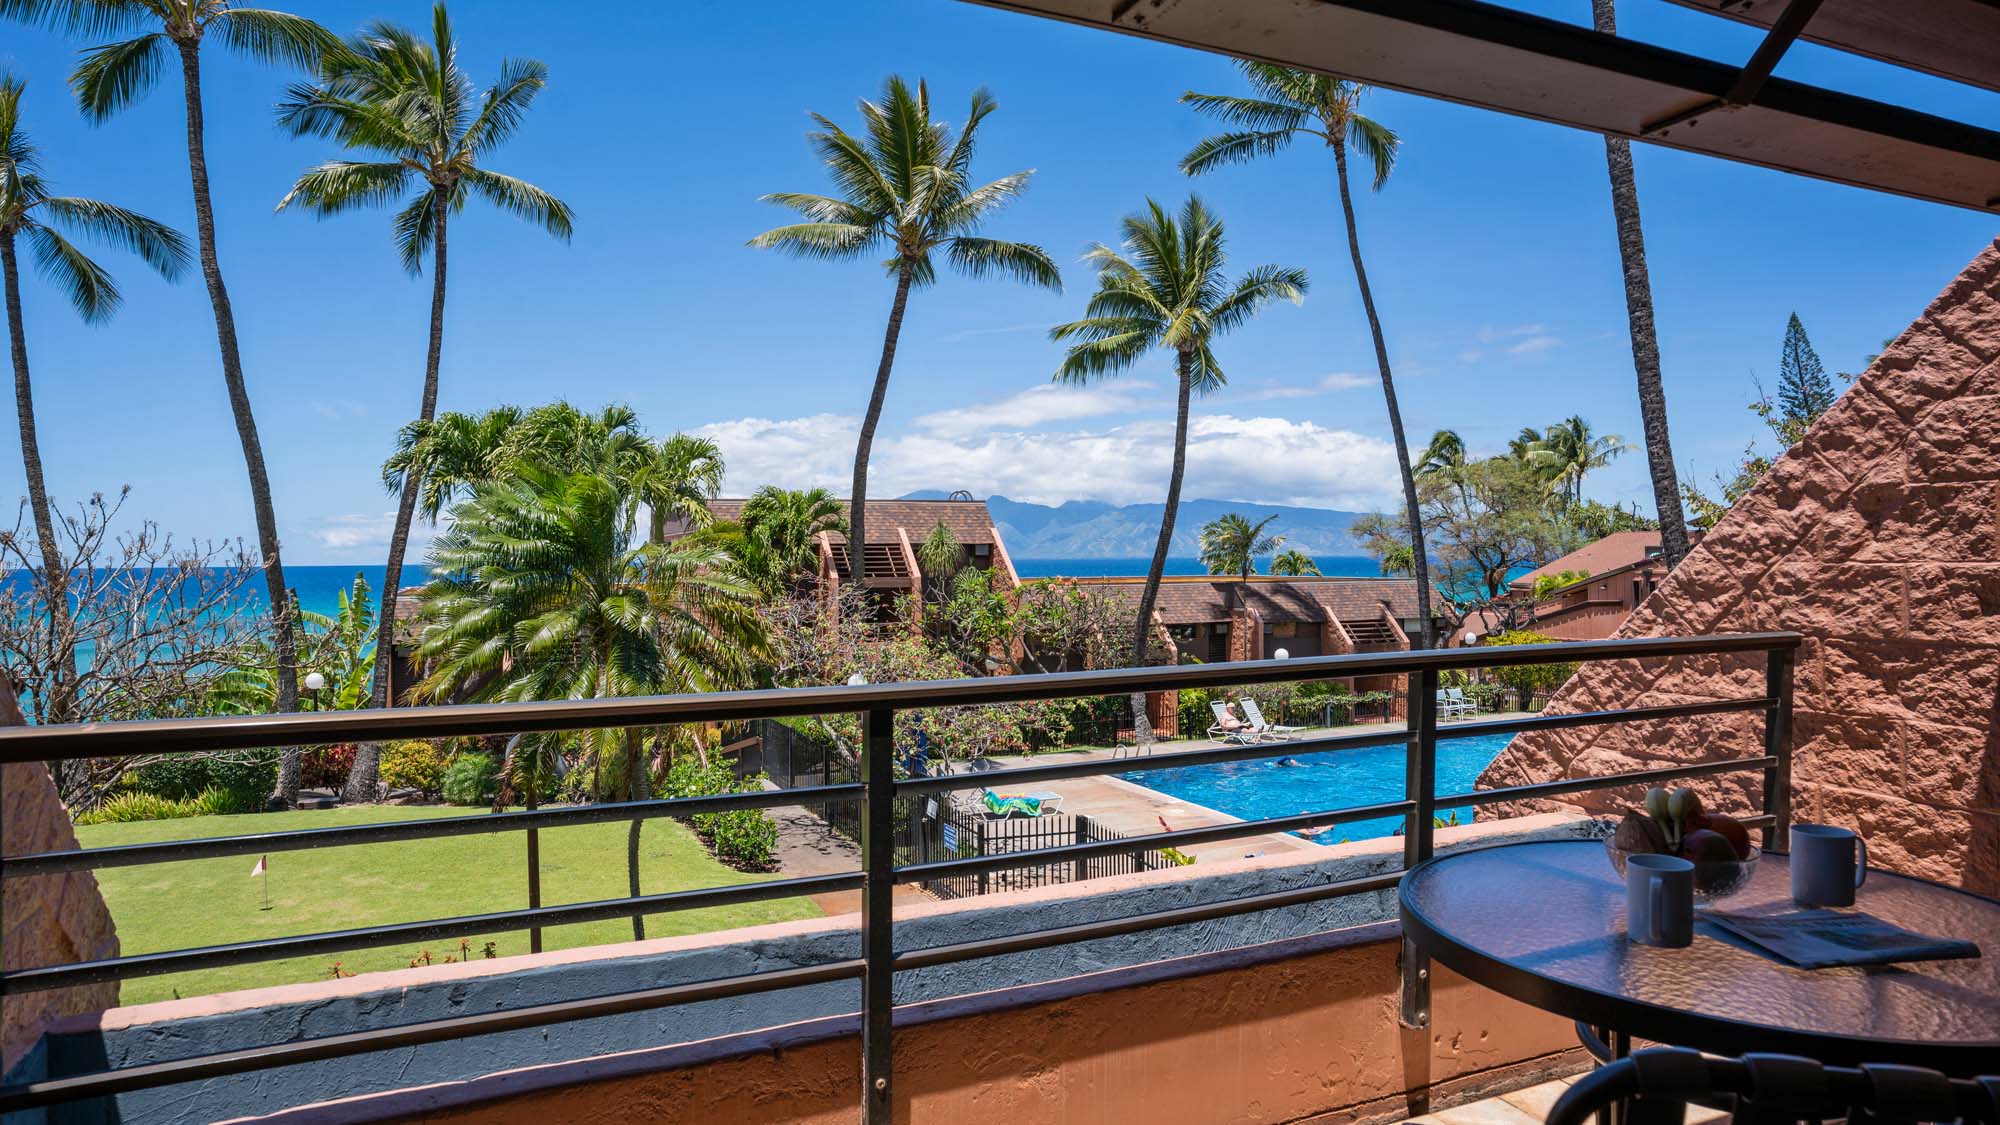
[{"left": 76, "top": 805, "right": 823, "bottom": 1005}]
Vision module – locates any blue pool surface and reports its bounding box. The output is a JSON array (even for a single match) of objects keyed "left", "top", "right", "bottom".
[{"left": 1121, "top": 732, "right": 1515, "bottom": 844}]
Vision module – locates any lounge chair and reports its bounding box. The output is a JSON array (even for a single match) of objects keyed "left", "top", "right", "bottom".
[
  {"left": 1437, "top": 689, "right": 1474, "bottom": 719},
  {"left": 1238, "top": 698, "right": 1303, "bottom": 741},
  {"left": 1208, "top": 700, "right": 1256, "bottom": 744},
  {"left": 1444, "top": 687, "right": 1478, "bottom": 716},
  {"left": 981, "top": 788, "right": 1064, "bottom": 819}
]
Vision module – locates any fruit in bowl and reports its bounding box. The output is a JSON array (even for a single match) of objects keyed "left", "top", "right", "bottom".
[{"left": 1603, "top": 786, "right": 1760, "bottom": 902}]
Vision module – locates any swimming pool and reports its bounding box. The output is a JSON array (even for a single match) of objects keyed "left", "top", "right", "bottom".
[{"left": 1120, "top": 732, "right": 1515, "bottom": 844}]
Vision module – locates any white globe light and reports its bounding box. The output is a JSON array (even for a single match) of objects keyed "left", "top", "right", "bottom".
[
  {"left": 846, "top": 673, "right": 868, "bottom": 686},
  {"left": 303, "top": 672, "right": 327, "bottom": 691},
  {"left": 1273, "top": 648, "right": 1290, "bottom": 660}
]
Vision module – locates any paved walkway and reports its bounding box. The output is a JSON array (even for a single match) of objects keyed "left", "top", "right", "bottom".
[{"left": 763, "top": 797, "right": 926, "bottom": 916}]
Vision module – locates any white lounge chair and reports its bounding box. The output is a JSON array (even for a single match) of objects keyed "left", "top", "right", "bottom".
[
  {"left": 1208, "top": 700, "right": 1256, "bottom": 744},
  {"left": 1445, "top": 687, "right": 1478, "bottom": 716},
  {"left": 1238, "top": 698, "right": 1303, "bottom": 741},
  {"left": 1437, "top": 689, "right": 1474, "bottom": 719}
]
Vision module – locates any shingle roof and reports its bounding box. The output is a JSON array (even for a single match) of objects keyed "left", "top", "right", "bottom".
[
  {"left": 1076, "top": 576, "right": 1427, "bottom": 625},
  {"left": 701, "top": 499, "right": 995, "bottom": 546},
  {"left": 1510, "top": 531, "right": 1676, "bottom": 591}
]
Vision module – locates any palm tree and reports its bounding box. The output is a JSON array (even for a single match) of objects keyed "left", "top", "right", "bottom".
[
  {"left": 415, "top": 465, "right": 766, "bottom": 938},
  {"left": 1270, "top": 549, "right": 1320, "bottom": 577},
  {"left": 1180, "top": 62, "right": 1434, "bottom": 646},
  {"left": 276, "top": 3, "right": 571, "bottom": 803},
  {"left": 1052, "top": 196, "right": 1305, "bottom": 745},
  {"left": 632, "top": 433, "right": 723, "bottom": 544},
  {"left": 712, "top": 485, "right": 846, "bottom": 597},
  {"left": 1593, "top": 0, "right": 1691, "bottom": 568},
  {"left": 751, "top": 76, "right": 1060, "bottom": 591},
  {"left": 7, "top": 0, "right": 339, "bottom": 802},
  {"left": 1537, "top": 415, "right": 1630, "bottom": 508},
  {"left": 1199, "top": 512, "right": 1282, "bottom": 581},
  {"left": 0, "top": 74, "right": 188, "bottom": 723}
]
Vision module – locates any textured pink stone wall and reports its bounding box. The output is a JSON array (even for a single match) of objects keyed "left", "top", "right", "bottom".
[
  {"left": 1480, "top": 237, "right": 2000, "bottom": 895},
  {"left": 1, "top": 673, "right": 120, "bottom": 1071}
]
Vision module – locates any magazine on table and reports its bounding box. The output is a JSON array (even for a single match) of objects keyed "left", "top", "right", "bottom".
[{"left": 1703, "top": 908, "right": 1980, "bottom": 970}]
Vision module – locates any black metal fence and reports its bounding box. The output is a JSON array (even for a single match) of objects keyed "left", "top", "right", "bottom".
[
  {"left": 0, "top": 633, "right": 1799, "bottom": 1122},
  {"left": 915, "top": 806, "right": 1171, "bottom": 898}
]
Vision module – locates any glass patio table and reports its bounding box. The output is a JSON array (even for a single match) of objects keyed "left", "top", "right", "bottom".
[{"left": 1398, "top": 839, "right": 2000, "bottom": 1075}]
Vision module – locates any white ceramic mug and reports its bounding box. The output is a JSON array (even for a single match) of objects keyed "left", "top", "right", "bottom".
[
  {"left": 1627, "top": 853, "right": 1695, "bottom": 948},
  {"left": 1791, "top": 824, "right": 1867, "bottom": 907}
]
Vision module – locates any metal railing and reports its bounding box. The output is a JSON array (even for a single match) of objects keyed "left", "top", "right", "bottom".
[{"left": 0, "top": 632, "right": 1799, "bottom": 1120}]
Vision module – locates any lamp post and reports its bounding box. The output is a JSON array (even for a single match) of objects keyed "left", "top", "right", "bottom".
[{"left": 303, "top": 671, "right": 327, "bottom": 712}]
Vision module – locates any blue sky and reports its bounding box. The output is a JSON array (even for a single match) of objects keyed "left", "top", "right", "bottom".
[{"left": 3, "top": 0, "right": 1996, "bottom": 563}]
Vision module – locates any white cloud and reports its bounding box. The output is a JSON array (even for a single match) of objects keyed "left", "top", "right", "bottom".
[
  {"left": 697, "top": 411, "right": 1401, "bottom": 510},
  {"left": 938, "top": 322, "right": 1046, "bottom": 343},
  {"left": 1476, "top": 323, "right": 1546, "bottom": 344},
  {"left": 310, "top": 399, "right": 369, "bottom": 421},
  {"left": 1506, "top": 334, "right": 1563, "bottom": 356},
  {"left": 1237, "top": 372, "right": 1373, "bottom": 401},
  {"left": 311, "top": 512, "right": 399, "bottom": 551},
  {"left": 1458, "top": 349, "right": 1484, "bottom": 364},
  {"left": 911, "top": 382, "right": 1155, "bottom": 437}
]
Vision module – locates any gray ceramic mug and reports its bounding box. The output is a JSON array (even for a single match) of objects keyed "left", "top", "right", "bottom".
[
  {"left": 1627, "top": 853, "right": 1695, "bottom": 948},
  {"left": 1791, "top": 824, "right": 1868, "bottom": 907}
]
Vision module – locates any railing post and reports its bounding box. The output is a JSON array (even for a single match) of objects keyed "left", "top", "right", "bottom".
[
  {"left": 861, "top": 705, "right": 896, "bottom": 1125},
  {"left": 1073, "top": 813, "right": 1090, "bottom": 883},
  {"left": 1400, "top": 667, "right": 1440, "bottom": 1029},
  {"left": 1761, "top": 646, "right": 1796, "bottom": 851}
]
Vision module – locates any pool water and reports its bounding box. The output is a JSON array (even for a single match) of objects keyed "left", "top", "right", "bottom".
[{"left": 1120, "top": 732, "right": 1516, "bottom": 844}]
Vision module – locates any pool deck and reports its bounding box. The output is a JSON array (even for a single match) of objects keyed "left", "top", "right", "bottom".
[{"left": 967, "top": 711, "right": 1534, "bottom": 862}]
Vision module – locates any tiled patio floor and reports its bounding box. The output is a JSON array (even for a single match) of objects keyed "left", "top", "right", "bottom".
[{"left": 1402, "top": 1074, "right": 1729, "bottom": 1125}]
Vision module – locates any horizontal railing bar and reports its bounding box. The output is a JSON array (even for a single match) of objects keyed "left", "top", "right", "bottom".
[
  {"left": 1, "top": 872, "right": 862, "bottom": 995},
  {"left": 0, "top": 632, "right": 1802, "bottom": 762},
  {"left": 895, "top": 871, "right": 1406, "bottom": 971},
  {"left": 893, "top": 799, "right": 1416, "bottom": 884},
  {"left": 1434, "top": 697, "right": 1776, "bottom": 742},
  {"left": 0, "top": 958, "right": 867, "bottom": 1114},
  {"left": 1441, "top": 756, "right": 1779, "bottom": 810},
  {"left": 896, "top": 727, "right": 1411, "bottom": 795},
  {"left": 3, "top": 785, "right": 867, "bottom": 878}
]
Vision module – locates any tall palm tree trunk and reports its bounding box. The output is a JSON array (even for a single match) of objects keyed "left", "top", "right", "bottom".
[
  {"left": 1594, "top": 0, "right": 1690, "bottom": 570},
  {"left": 176, "top": 42, "right": 301, "bottom": 801},
  {"left": 1128, "top": 355, "right": 1193, "bottom": 753},
  {"left": 626, "top": 726, "right": 646, "bottom": 942},
  {"left": 849, "top": 262, "right": 914, "bottom": 598},
  {"left": 1334, "top": 144, "right": 1432, "bottom": 648},
  {"left": 1, "top": 232, "right": 77, "bottom": 722},
  {"left": 347, "top": 196, "right": 451, "bottom": 803}
]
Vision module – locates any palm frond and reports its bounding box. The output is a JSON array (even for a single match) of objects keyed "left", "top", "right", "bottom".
[
  {"left": 746, "top": 221, "right": 875, "bottom": 261},
  {"left": 461, "top": 56, "right": 547, "bottom": 156},
  {"left": 1049, "top": 325, "right": 1152, "bottom": 385},
  {"left": 210, "top": 8, "right": 340, "bottom": 69},
  {"left": 1178, "top": 92, "right": 1306, "bottom": 132},
  {"left": 1210, "top": 262, "right": 1309, "bottom": 335},
  {"left": 759, "top": 191, "right": 878, "bottom": 226},
  {"left": 37, "top": 194, "right": 188, "bottom": 278},
  {"left": 1178, "top": 129, "right": 1298, "bottom": 177},
  {"left": 392, "top": 186, "right": 438, "bottom": 274},
  {"left": 1347, "top": 112, "right": 1400, "bottom": 190},
  {"left": 275, "top": 159, "right": 410, "bottom": 216},
  {"left": 70, "top": 32, "right": 166, "bottom": 122},
  {"left": 23, "top": 222, "right": 117, "bottom": 321},
  {"left": 943, "top": 236, "right": 1060, "bottom": 291},
  {"left": 463, "top": 167, "right": 572, "bottom": 240},
  {"left": 933, "top": 169, "right": 1032, "bottom": 233},
  {"left": 0, "top": 0, "right": 148, "bottom": 38}
]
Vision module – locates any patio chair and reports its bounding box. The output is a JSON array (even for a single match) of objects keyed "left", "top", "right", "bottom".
[
  {"left": 1436, "top": 689, "right": 1473, "bottom": 719},
  {"left": 1546, "top": 1047, "right": 2000, "bottom": 1125},
  {"left": 1445, "top": 687, "right": 1478, "bottom": 715},
  {"left": 1238, "top": 698, "right": 1303, "bottom": 741},
  {"left": 981, "top": 788, "right": 1064, "bottom": 819},
  {"left": 1208, "top": 700, "right": 1256, "bottom": 744}
]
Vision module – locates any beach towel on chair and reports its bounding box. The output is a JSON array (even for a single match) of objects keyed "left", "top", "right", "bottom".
[{"left": 983, "top": 790, "right": 1045, "bottom": 817}]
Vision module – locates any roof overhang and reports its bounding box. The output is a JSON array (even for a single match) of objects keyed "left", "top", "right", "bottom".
[
  {"left": 961, "top": 0, "right": 2000, "bottom": 213},
  {"left": 1664, "top": 0, "right": 2000, "bottom": 96}
]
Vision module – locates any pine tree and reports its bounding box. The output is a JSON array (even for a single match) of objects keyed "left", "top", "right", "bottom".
[{"left": 1777, "top": 312, "right": 1835, "bottom": 425}]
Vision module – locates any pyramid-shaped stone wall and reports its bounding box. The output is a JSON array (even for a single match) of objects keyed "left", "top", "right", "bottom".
[{"left": 1480, "top": 237, "right": 2000, "bottom": 895}]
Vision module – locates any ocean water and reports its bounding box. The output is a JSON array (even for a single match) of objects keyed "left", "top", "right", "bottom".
[{"left": 1122, "top": 731, "right": 1515, "bottom": 843}]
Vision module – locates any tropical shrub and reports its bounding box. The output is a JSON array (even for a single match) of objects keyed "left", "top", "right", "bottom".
[
  {"left": 134, "top": 751, "right": 276, "bottom": 813},
  {"left": 1485, "top": 629, "right": 1578, "bottom": 709},
  {"left": 660, "top": 757, "right": 779, "bottom": 870},
  {"left": 300, "top": 744, "right": 357, "bottom": 789},
  {"left": 380, "top": 740, "right": 459, "bottom": 797},
  {"left": 441, "top": 753, "right": 500, "bottom": 807},
  {"left": 76, "top": 788, "right": 231, "bottom": 825}
]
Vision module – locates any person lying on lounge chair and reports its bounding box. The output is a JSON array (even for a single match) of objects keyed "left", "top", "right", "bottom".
[{"left": 1208, "top": 701, "right": 1254, "bottom": 743}]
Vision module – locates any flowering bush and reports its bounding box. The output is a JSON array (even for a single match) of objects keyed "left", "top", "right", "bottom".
[
  {"left": 380, "top": 740, "right": 457, "bottom": 798},
  {"left": 300, "top": 744, "right": 357, "bottom": 789}
]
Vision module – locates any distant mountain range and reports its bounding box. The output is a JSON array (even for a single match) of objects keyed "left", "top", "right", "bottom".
[{"left": 899, "top": 492, "right": 1372, "bottom": 558}]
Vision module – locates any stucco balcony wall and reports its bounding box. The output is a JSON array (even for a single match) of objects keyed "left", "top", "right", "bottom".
[{"left": 10, "top": 815, "right": 1599, "bottom": 1124}]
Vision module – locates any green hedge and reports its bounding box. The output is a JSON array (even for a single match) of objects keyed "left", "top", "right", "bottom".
[{"left": 133, "top": 751, "right": 276, "bottom": 813}]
